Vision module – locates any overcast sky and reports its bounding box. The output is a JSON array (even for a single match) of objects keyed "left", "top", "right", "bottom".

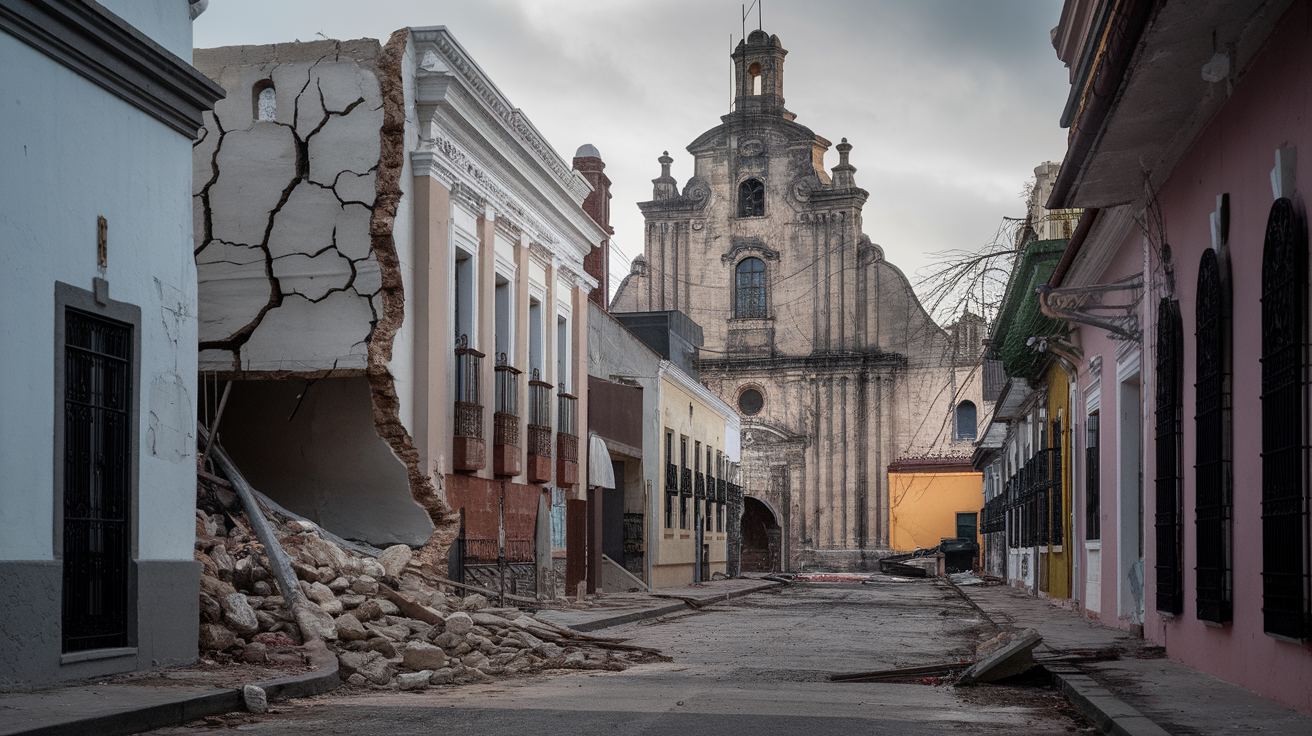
[{"left": 194, "top": 0, "right": 1072, "bottom": 310}]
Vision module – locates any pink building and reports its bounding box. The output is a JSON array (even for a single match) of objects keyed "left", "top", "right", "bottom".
[{"left": 1046, "top": 0, "right": 1312, "bottom": 713}]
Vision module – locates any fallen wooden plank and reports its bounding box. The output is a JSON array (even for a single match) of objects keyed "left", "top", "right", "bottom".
[{"left": 831, "top": 661, "right": 974, "bottom": 682}]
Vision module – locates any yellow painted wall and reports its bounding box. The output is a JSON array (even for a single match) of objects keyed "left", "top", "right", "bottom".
[
  {"left": 889, "top": 471, "right": 984, "bottom": 552},
  {"left": 1043, "top": 362, "right": 1073, "bottom": 599},
  {"left": 651, "top": 372, "right": 729, "bottom": 588}
]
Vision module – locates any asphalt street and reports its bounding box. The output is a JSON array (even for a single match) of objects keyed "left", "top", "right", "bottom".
[{"left": 151, "top": 578, "right": 1094, "bottom": 735}]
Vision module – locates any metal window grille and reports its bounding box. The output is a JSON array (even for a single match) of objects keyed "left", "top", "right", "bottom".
[
  {"left": 1086, "top": 414, "right": 1101, "bottom": 540},
  {"left": 680, "top": 494, "right": 688, "bottom": 529},
  {"left": 735, "top": 257, "right": 767, "bottom": 318},
  {"left": 695, "top": 471, "right": 705, "bottom": 499},
  {"left": 527, "top": 373, "right": 553, "bottom": 458},
  {"left": 1155, "top": 297, "right": 1184, "bottom": 615},
  {"left": 738, "top": 178, "right": 764, "bottom": 217},
  {"left": 493, "top": 354, "right": 520, "bottom": 448},
  {"left": 1051, "top": 422, "right": 1064, "bottom": 545},
  {"left": 63, "top": 309, "right": 132, "bottom": 652},
  {"left": 1195, "top": 247, "right": 1232, "bottom": 623},
  {"left": 454, "top": 335, "right": 484, "bottom": 439},
  {"left": 1260, "top": 197, "right": 1309, "bottom": 639},
  {"left": 556, "top": 392, "right": 577, "bottom": 462}
]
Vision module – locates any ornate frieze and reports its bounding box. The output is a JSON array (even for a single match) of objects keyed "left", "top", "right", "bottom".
[{"left": 410, "top": 28, "right": 592, "bottom": 201}]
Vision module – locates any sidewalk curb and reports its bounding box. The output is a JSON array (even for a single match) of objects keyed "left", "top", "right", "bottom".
[
  {"left": 558, "top": 580, "right": 784, "bottom": 633},
  {"left": 3, "top": 643, "right": 339, "bottom": 736},
  {"left": 1046, "top": 665, "right": 1172, "bottom": 736}
]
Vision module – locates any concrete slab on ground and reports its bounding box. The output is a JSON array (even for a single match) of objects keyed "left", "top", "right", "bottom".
[
  {"left": 956, "top": 582, "right": 1312, "bottom": 735},
  {"left": 0, "top": 683, "right": 238, "bottom": 736}
]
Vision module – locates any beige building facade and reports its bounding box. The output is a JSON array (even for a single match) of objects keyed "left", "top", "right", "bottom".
[{"left": 612, "top": 30, "right": 984, "bottom": 570}]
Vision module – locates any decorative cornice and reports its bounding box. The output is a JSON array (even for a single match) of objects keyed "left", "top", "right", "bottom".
[
  {"left": 409, "top": 27, "right": 592, "bottom": 202},
  {"left": 720, "top": 237, "right": 780, "bottom": 265},
  {"left": 528, "top": 241, "right": 554, "bottom": 269},
  {"left": 413, "top": 133, "right": 559, "bottom": 248},
  {"left": 0, "top": 0, "right": 224, "bottom": 137}
]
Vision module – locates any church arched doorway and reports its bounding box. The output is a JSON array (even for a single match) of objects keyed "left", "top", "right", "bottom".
[{"left": 741, "top": 496, "right": 781, "bottom": 572}]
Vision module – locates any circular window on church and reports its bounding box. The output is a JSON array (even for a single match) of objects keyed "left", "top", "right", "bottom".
[{"left": 738, "top": 387, "right": 764, "bottom": 416}]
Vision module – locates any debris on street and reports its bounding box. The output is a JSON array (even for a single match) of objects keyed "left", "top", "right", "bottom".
[{"left": 194, "top": 446, "right": 666, "bottom": 693}]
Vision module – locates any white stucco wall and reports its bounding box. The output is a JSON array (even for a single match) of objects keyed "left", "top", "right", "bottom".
[
  {"left": 193, "top": 41, "right": 386, "bottom": 373},
  {"left": 0, "top": 11, "right": 199, "bottom": 562}
]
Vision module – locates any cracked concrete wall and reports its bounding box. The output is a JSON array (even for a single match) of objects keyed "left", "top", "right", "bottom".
[
  {"left": 193, "top": 39, "right": 386, "bottom": 374},
  {"left": 192, "top": 36, "right": 447, "bottom": 547}
]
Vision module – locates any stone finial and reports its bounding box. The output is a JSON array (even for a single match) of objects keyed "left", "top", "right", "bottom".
[
  {"left": 832, "top": 138, "right": 857, "bottom": 188},
  {"left": 652, "top": 151, "right": 678, "bottom": 200}
]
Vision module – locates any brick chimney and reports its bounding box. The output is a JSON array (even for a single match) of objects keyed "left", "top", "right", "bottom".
[{"left": 573, "top": 144, "right": 612, "bottom": 310}]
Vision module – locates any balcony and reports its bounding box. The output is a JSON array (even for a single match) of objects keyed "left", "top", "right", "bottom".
[
  {"left": 717, "top": 478, "right": 727, "bottom": 503},
  {"left": 453, "top": 336, "right": 485, "bottom": 472},
  {"left": 680, "top": 467, "right": 692, "bottom": 498},
  {"left": 556, "top": 391, "right": 578, "bottom": 487},
  {"left": 493, "top": 356, "right": 522, "bottom": 478},
  {"left": 666, "top": 463, "right": 679, "bottom": 494},
  {"left": 525, "top": 373, "right": 552, "bottom": 484},
  {"left": 694, "top": 471, "right": 706, "bottom": 499}
]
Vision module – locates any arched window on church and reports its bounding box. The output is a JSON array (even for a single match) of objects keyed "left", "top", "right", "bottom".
[
  {"left": 735, "top": 257, "right": 767, "bottom": 319},
  {"left": 955, "top": 401, "right": 977, "bottom": 441},
  {"left": 748, "top": 62, "right": 762, "bottom": 95},
  {"left": 738, "top": 178, "right": 765, "bottom": 218}
]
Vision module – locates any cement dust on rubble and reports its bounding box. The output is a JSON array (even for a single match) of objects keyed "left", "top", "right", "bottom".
[{"left": 193, "top": 471, "right": 664, "bottom": 691}]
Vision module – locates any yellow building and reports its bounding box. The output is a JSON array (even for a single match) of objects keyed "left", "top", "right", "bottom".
[
  {"left": 1040, "top": 361, "right": 1074, "bottom": 598},
  {"left": 888, "top": 459, "right": 984, "bottom": 553},
  {"left": 652, "top": 364, "right": 739, "bottom": 588}
]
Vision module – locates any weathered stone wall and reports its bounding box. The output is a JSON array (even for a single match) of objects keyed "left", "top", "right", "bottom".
[{"left": 613, "top": 31, "right": 985, "bottom": 570}]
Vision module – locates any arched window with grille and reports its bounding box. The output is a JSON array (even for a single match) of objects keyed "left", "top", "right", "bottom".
[
  {"left": 1195, "top": 246, "right": 1232, "bottom": 623},
  {"left": 1260, "top": 196, "right": 1307, "bottom": 640},
  {"left": 738, "top": 178, "right": 765, "bottom": 217},
  {"left": 1154, "top": 296, "right": 1183, "bottom": 616},
  {"left": 735, "top": 257, "right": 767, "bottom": 318},
  {"left": 954, "top": 401, "right": 977, "bottom": 441}
]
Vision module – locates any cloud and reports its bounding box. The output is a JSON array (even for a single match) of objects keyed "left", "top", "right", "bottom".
[{"left": 194, "top": 0, "right": 1071, "bottom": 307}]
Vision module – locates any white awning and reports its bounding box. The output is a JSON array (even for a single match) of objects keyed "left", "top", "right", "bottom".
[{"left": 588, "top": 433, "right": 615, "bottom": 489}]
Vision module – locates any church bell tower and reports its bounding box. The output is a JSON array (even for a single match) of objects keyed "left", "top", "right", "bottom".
[{"left": 732, "top": 29, "right": 791, "bottom": 118}]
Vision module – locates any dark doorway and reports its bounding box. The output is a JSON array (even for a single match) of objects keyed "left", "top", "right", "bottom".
[
  {"left": 602, "top": 460, "right": 624, "bottom": 562},
  {"left": 63, "top": 309, "right": 132, "bottom": 652},
  {"left": 741, "top": 496, "right": 780, "bottom": 572}
]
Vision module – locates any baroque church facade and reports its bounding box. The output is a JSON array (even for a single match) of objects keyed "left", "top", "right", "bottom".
[{"left": 611, "top": 30, "right": 984, "bottom": 570}]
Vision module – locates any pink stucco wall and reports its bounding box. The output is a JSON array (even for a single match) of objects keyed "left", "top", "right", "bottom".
[
  {"left": 1072, "top": 231, "right": 1145, "bottom": 630},
  {"left": 1082, "top": 2, "right": 1312, "bottom": 712}
]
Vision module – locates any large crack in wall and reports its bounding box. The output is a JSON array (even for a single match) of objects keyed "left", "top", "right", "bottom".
[
  {"left": 368, "top": 29, "right": 458, "bottom": 571},
  {"left": 194, "top": 42, "right": 385, "bottom": 373}
]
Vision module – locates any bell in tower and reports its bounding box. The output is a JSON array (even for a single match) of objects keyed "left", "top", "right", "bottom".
[{"left": 732, "top": 30, "right": 791, "bottom": 118}]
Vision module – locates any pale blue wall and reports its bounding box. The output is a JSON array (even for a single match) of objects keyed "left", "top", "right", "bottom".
[{"left": 0, "top": 3, "right": 199, "bottom": 562}]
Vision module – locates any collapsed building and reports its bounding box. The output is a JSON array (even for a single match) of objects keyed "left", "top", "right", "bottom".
[{"left": 192, "top": 28, "right": 607, "bottom": 592}]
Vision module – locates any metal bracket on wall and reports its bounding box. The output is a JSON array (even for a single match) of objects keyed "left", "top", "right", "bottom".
[{"left": 1036, "top": 272, "right": 1144, "bottom": 343}]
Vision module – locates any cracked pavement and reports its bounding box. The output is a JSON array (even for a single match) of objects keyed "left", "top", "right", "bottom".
[{"left": 148, "top": 578, "right": 1095, "bottom": 735}]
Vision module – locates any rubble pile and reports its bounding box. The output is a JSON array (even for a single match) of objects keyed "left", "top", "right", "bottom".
[{"left": 195, "top": 475, "right": 661, "bottom": 690}]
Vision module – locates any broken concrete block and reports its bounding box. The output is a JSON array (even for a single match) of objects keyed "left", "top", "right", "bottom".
[
  {"left": 957, "top": 629, "right": 1042, "bottom": 685},
  {"left": 222, "top": 593, "right": 260, "bottom": 635},
  {"left": 401, "top": 641, "right": 446, "bottom": 671},
  {"left": 444, "top": 611, "right": 473, "bottom": 636},
  {"left": 243, "top": 684, "right": 268, "bottom": 714},
  {"left": 396, "top": 671, "right": 431, "bottom": 691},
  {"left": 199, "top": 623, "right": 237, "bottom": 651},
  {"left": 378, "top": 544, "right": 413, "bottom": 579},
  {"left": 335, "top": 613, "right": 367, "bottom": 641}
]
